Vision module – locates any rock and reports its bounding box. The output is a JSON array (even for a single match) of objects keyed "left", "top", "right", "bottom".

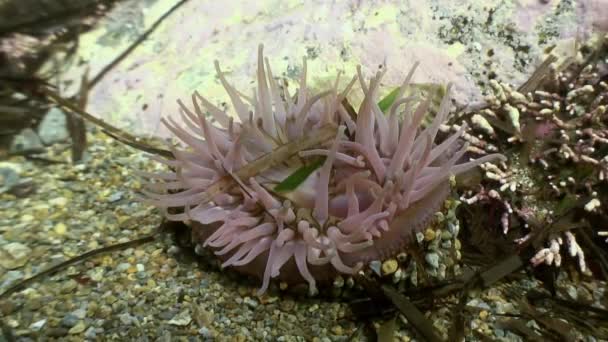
[
  {"left": 494, "top": 328, "right": 505, "bottom": 338},
  {"left": 369, "top": 260, "right": 382, "bottom": 276},
  {"left": 0, "top": 162, "right": 21, "bottom": 194},
  {"left": 168, "top": 310, "right": 192, "bottom": 326},
  {"left": 0, "top": 242, "right": 32, "bottom": 269},
  {"left": 54, "top": 222, "right": 67, "bottom": 235},
  {"left": 38, "top": 107, "right": 68, "bottom": 144},
  {"left": 381, "top": 259, "right": 399, "bottom": 275},
  {"left": 0, "top": 300, "right": 17, "bottom": 316},
  {"left": 331, "top": 325, "right": 343, "bottom": 336},
  {"left": 424, "top": 228, "right": 436, "bottom": 241},
  {"left": 425, "top": 252, "right": 440, "bottom": 269},
  {"left": 199, "top": 326, "right": 212, "bottom": 338},
  {"left": 88, "top": 267, "right": 105, "bottom": 282},
  {"left": 332, "top": 276, "right": 344, "bottom": 288},
  {"left": 578, "top": 286, "right": 594, "bottom": 304},
  {"left": 116, "top": 262, "right": 131, "bottom": 272},
  {"left": 23, "top": 297, "right": 42, "bottom": 313},
  {"left": 158, "top": 310, "right": 176, "bottom": 321},
  {"left": 49, "top": 196, "right": 68, "bottom": 207},
  {"left": 68, "top": 321, "right": 86, "bottom": 334},
  {"left": 0, "top": 270, "right": 23, "bottom": 291},
  {"left": 10, "top": 128, "right": 43, "bottom": 154},
  {"left": 467, "top": 299, "right": 491, "bottom": 311},
  {"left": 243, "top": 297, "right": 258, "bottom": 309},
  {"left": 494, "top": 302, "right": 515, "bottom": 315},
  {"left": 566, "top": 284, "right": 578, "bottom": 300},
  {"left": 61, "top": 313, "right": 79, "bottom": 328},
  {"left": 119, "top": 312, "right": 139, "bottom": 325},
  {"left": 60, "top": 279, "right": 78, "bottom": 293},
  {"left": 167, "top": 245, "right": 181, "bottom": 255},
  {"left": 107, "top": 191, "right": 124, "bottom": 203},
  {"left": 84, "top": 326, "right": 97, "bottom": 339},
  {"left": 29, "top": 319, "right": 47, "bottom": 331},
  {"left": 196, "top": 308, "right": 214, "bottom": 326},
  {"left": 279, "top": 299, "right": 295, "bottom": 312},
  {"left": 72, "top": 308, "right": 87, "bottom": 320},
  {"left": 46, "top": 327, "right": 69, "bottom": 337}
]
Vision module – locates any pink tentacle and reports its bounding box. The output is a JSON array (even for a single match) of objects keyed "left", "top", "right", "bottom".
[{"left": 294, "top": 242, "right": 317, "bottom": 294}]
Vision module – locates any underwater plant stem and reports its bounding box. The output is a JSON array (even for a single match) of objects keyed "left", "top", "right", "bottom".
[
  {"left": 42, "top": 88, "right": 173, "bottom": 158},
  {"left": 381, "top": 284, "right": 444, "bottom": 342},
  {"left": 87, "top": 0, "right": 191, "bottom": 88},
  {"left": 0, "top": 234, "right": 156, "bottom": 301}
]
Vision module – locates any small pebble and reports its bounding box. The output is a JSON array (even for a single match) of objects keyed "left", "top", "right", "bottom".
[
  {"left": 61, "top": 279, "right": 78, "bottom": 293},
  {"left": 68, "top": 321, "right": 86, "bottom": 334},
  {"left": 0, "top": 270, "right": 23, "bottom": 291},
  {"left": 107, "top": 191, "right": 124, "bottom": 203},
  {"left": 425, "top": 252, "right": 440, "bottom": 269},
  {"left": 29, "top": 319, "right": 47, "bottom": 331},
  {"left": 243, "top": 297, "right": 258, "bottom": 309},
  {"left": 369, "top": 260, "right": 382, "bottom": 276},
  {"left": 47, "top": 328, "right": 69, "bottom": 337},
  {"left": 0, "top": 242, "right": 32, "bottom": 269},
  {"left": 54, "top": 222, "right": 67, "bottom": 235},
  {"left": 119, "top": 312, "right": 139, "bottom": 325},
  {"left": 168, "top": 310, "right": 192, "bottom": 326},
  {"left": 331, "top": 325, "right": 343, "bottom": 336},
  {"left": 424, "top": 228, "right": 436, "bottom": 241},
  {"left": 72, "top": 308, "right": 87, "bottom": 319},
  {"left": 49, "top": 196, "right": 68, "bottom": 207},
  {"left": 84, "top": 326, "right": 97, "bottom": 339},
  {"left": 0, "top": 163, "right": 21, "bottom": 194},
  {"left": 117, "top": 262, "right": 131, "bottom": 272},
  {"left": 333, "top": 275, "right": 344, "bottom": 288},
  {"left": 381, "top": 259, "right": 398, "bottom": 275},
  {"left": 279, "top": 299, "right": 295, "bottom": 312},
  {"left": 199, "top": 326, "right": 212, "bottom": 338}
]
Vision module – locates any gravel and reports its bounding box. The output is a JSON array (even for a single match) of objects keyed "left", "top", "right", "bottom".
[{"left": 1, "top": 119, "right": 605, "bottom": 341}]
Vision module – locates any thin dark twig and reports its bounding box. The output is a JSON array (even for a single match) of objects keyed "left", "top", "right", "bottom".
[
  {"left": 448, "top": 284, "right": 470, "bottom": 342},
  {"left": 88, "top": 0, "right": 191, "bottom": 88},
  {"left": 102, "top": 129, "right": 173, "bottom": 159},
  {"left": 527, "top": 291, "right": 608, "bottom": 319},
  {"left": 42, "top": 88, "right": 172, "bottom": 157},
  {"left": 66, "top": 69, "right": 90, "bottom": 162},
  {"left": 42, "top": 87, "right": 140, "bottom": 142},
  {"left": 0, "top": 234, "right": 156, "bottom": 301},
  {"left": 381, "top": 285, "right": 444, "bottom": 342},
  {"left": 22, "top": 155, "right": 66, "bottom": 164}
]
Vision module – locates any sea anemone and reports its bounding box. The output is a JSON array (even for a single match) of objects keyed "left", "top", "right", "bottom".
[{"left": 141, "top": 45, "right": 505, "bottom": 295}]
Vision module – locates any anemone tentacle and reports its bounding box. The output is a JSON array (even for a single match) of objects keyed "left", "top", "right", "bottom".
[{"left": 141, "top": 44, "right": 506, "bottom": 294}]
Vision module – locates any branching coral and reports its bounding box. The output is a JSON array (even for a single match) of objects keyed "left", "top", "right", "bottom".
[
  {"left": 454, "top": 39, "right": 608, "bottom": 273},
  {"left": 141, "top": 45, "right": 505, "bottom": 294}
]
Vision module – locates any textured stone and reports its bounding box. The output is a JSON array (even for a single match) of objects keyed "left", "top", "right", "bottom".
[{"left": 0, "top": 242, "right": 32, "bottom": 269}]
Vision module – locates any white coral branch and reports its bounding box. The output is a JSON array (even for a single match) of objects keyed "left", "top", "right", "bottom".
[{"left": 528, "top": 232, "right": 589, "bottom": 274}]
